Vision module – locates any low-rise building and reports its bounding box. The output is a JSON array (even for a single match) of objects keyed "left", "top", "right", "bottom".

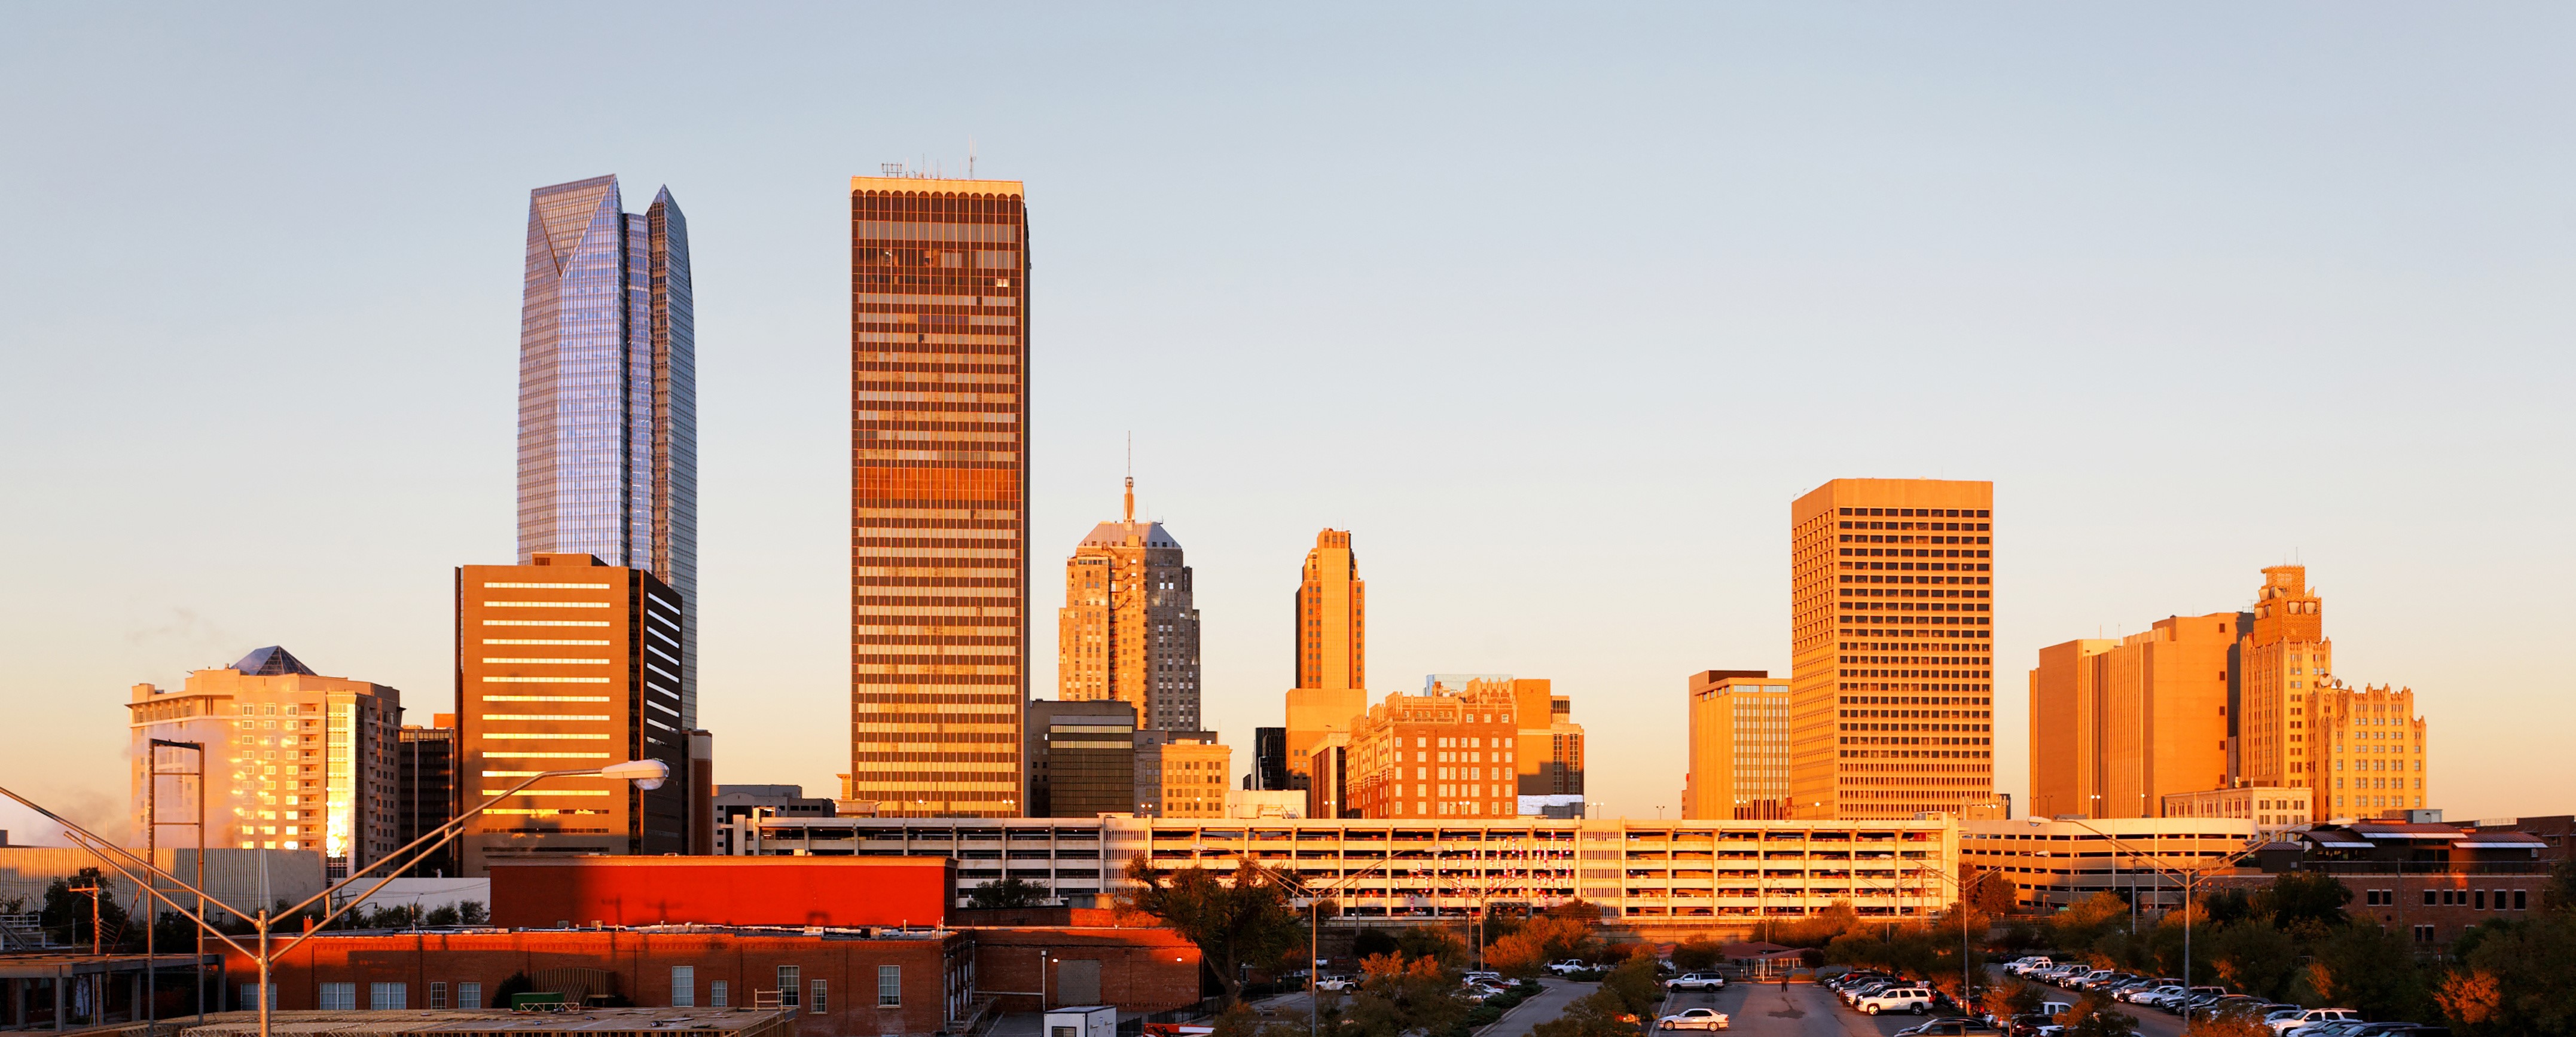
[
  {"left": 2162, "top": 785, "right": 2315, "bottom": 830},
  {"left": 2207, "top": 819, "right": 2557, "bottom": 947},
  {"left": 1960, "top": 816, "right": 2265, "bottom": 910},
  {"left": 728, "top": 815, "right": 1959, "bottom": 938},
  {"left": 711, "top": 785, "right": 835, "bottom": 855}
]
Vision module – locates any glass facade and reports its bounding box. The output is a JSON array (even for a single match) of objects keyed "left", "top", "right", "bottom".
[
  {"left": 849, "top": 175, "right": 1028, "bottom": 818},
  {"left": 518, "top": 176, "right": 697, "bottom": 726}
]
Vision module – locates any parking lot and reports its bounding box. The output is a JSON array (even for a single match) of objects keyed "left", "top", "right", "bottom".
[{"left": 1651, "top": 975, "right": 2184, "bottom": 1037}]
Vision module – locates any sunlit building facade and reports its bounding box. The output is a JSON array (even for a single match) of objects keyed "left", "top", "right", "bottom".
[
  {"left": 517, "top": 175, "right": 698, "bottom": 727},
  {"left": 1684, "top": 671, "right": 1791, "bottom": 821},
  {"left": 1789, "top": 479, "right": 1999, "bottom": 820},
  {"left": 1347, "top": 678, "right": 1520, "bottom": 819},
  {"left": 1285, "top": 530, "right": 1368, "bottom": 786},
  {"left": 2026, "top": 613, "right": 2236, "bottom": 819},
  {"left": 127, "top": 646, "right": 402, "bottom": 879},
  {"left": 1057, "top": 480, "right": 1200, "bottom": 730},
  {"left": 848, "top": 172, "right": 1030, "bottom": 817}
]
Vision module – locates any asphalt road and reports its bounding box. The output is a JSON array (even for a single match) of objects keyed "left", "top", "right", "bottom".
[{"left": 1478, "top": 979, "right": 1597, "bottom": 1037}]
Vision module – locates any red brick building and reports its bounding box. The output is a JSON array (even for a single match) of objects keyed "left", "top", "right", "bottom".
[
  {"left": 2211, "top": 819, "right": 2559, "bottom": 948},
  {"left": 228, "top": 929, "right": 971, "bottom": 1037}
]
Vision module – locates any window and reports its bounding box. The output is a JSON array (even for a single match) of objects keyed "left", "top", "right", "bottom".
[
  {"left": 319, "top": 983, "right": 356, "bottom": 1011},
  {"left": 2423, "top": 889, "right": 2437, "bottom": 907},
  {"left": 2414, "top": 925, "right": 2435, "bottom": 943},
  {"left": 778, "top": 966, "right": 801, "bottom": 1007},
  {"left": 430, "top": 982, "right": 448, "bottom": 1010},
  {"left": 2474, "top": 890, "right": 2487, "bottom": 910},
  {"left": 372, "top": 983, "right": 407, "bottom": 1010},
  {"left": 672, "top": 966, "right": 695, "bottom": 1007},
  {"left": 878, "top": 965, "right": 902, "bottom": 1007},
  {"left": 710, "top": 981, "right": 728, "bottom": 1008},
  {"left": 2515, "top": 890, "right": 2528, "bottom": 910},
  {"left": 460, "top": 983, "right": 483, "bottom": 1010},
  {"left": 810, "top": 980, "right": 828, "bottom": 1013}
]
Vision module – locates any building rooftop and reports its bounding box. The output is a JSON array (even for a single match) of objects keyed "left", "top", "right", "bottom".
[
  {"left": 174, "top": 1007, "right": 793, "bottom": 1036},
  {"left": 231, "top": 645, "right": 316, "bottom": 677},
  {"left": 1078, "top": 519, "right": 1179, "bottom": 550}
]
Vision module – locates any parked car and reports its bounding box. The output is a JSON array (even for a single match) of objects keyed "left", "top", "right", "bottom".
[
  {"left": 2117, "top": 980, "right": 2180, "bottom": 1004},
  {"left": 2270, "top": 1009, "right": 2362, "bottom": 1034},
  {"left": 1313, "top": 975, "right": 1357, "bottom": 993},
  {"left": 1855, "top": 986, "right": 1939, "bottom": 1015},
  {"left": 1844, "top": 981, "right": 1900, "bottom": 1005},
  {"left": 1655, "top": 1008, "right": 1730, "bottom": 1031},
  {"left": 2004, "top": 1013, "right": 2064, "bottom": 1037},
  {"left": 2005, "top": 957, "right": 2053, "bottom": 976},
  {"left": 1894, "top": 1020, "right": 2000, "bottom": 1037},
  {"left": 1462, "top": 972, "right": 1503, "bottom": 987},
  {"left": 1666, "top": 973, "right": 1726, "bottom": 992},
  {"left": 1546, "top": 959, "right": 1593, "bottom": 975}
]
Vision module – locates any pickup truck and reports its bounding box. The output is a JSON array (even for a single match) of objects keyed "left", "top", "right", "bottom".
[
  {"left": 1665, "top": 974, "right": 1726, "bottom": 992},
  {"left": 1854, "top": 987, "right": 1937, "bottom": 1015}
]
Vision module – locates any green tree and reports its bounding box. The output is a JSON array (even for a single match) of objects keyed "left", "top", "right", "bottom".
[
  {"left": 1598, "top": 956, "right": 1662, "bottom": 1015},
  {"left": 41, "top": 868, "right": 131, "bottom": 950},
  {"left": 2263, "top": 871, "right": 2351, "bottom": 932},
  {"left": 1394, "top": 926, "right": 1467, "bottom": 969},
  {"left": 423, "top": 904, "right": 462, "bottom": 927},
  {"left": 2050, "top": 892, "right": 2130, "bottom": 954},
  {"left": 1342, "top": 953, "right": 1469, "bottom": 1037},
  {"left": 2435, "top": 907, "right": 2576, "bottom": 1036},
  {"left": 1352, "top": 927, "right": 1399, "bottom": 960},
  {"left": 2180, "top": 1005, "right": 2273, "bottom": 1037},
  {"left": 1121, "top": 855, "right": 1305, "bottom": 1007},
  {"left": 967, "top": 877, "right": 1051, "bottom": 909},
  {"left": 458, "top": 900, "right": 489, "bottom": 925},
  {"left": 1967, "top": 868, "right": 2019, "bottom": 917},
  {"left": 1983, "top": 977, "right": 2043, "bottom": 1022},
  {"left": 2055, "top": 992, "right": 2139, "bottom": 1037},
  {"left": 2201, "top": 919, "right": 2300, "bottom": 1003},
  {"left": 1669, "top": 936, "right": 1722, "bottom": 972},
  {"left": 1486, "top": 911, "right": 1593, "bottom": 977},
  {"left": 1529, "top": 989, "right": 1640, "bottom": 1037},
  {"left": 2306, "top": 922, "right": 2429, "bottom": 1024}
]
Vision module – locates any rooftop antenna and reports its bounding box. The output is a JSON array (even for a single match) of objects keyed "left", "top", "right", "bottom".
[
  {"left": 1124, "top": 432, "right": 1134, "bottom": 523},
  {"left": 969, "top": 137, "right": 976, "bottom": 178}
]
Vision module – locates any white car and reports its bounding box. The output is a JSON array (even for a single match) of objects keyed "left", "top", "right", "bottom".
[
  {"left": 1656, "top": 1008, "right": 1730, "bottom": 1031},
  {"left": 1665, "top": 973, "right": 1726, "bottom": 992},
  {"left": 2006, "top": 957, "right": 2053, "bottom": 977},
  {"left": 1546, "top": 960, "right": 1593, "bottom": 975},
  {"left": 1313, "top": 976, "right": 1357, "bottom": 993},
  {"left": 1854, "top": 987, "right": 1936, "bottom": 1015},
  {"left": 2267, "top": 1008, "right": 2360, "bottom": 1033}
]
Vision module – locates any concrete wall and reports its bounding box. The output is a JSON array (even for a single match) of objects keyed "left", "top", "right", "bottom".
[{"left": 0, "top": 848, "right": 325, "bottom": 920}]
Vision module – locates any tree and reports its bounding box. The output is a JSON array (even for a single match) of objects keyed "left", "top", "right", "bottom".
[
  {"left": 1530, "top": 989, "right": 1640, "bottom": 1037},
  {"left": 1394, "top": 925, "right": 1467, "bottom": 969},
  {"left": 423, "top": 904, "right": 462, "bottom": 927},
  {"left": 1983, "top": 978, "right": 2043, "bottom": 1023},
  {"left": 2306, "top": 922, "right": 2429, "bottom": 1024},
  {"left": 2435, "top": 906, "right": 2576, "bottom": 1036},
  {"left": 2049, "top": 892, "right": 2129, "bottom": 954},
  {"left": 2181, "top": 1005, "right": 2273, "bottom": 1037},
  {"left": 2055, "top": 993, "right": 2138, "bottom": 1037},
  {"left": 1352, "top": 927, "right": 1400, "bottom": 961},
  {"left": 1966, "top": 868, "right": 2018, "bottom": 917},
  {"left": 458, "top": 900, "right": 489, "bottom": 925},
  {"left": 1121, "top": 855, "right": 1305, "bottom": 1007},
  {"left": 967, "top": 877, "right": 1051, "bottom": 909},
  {"left": 1597, "top": 956, "right": 1662, "bottom": 1016},
  {"left": 1669, "top": 936, "right": 1722, "bottom": 972},
  {"left": 1342, "top": 953, "right": 1469, "bottom": 1037},
  {"left": 2263, "top": 871, "right": 2351, "bottom": 932},
  {"left": 41, "top": 868, "right": 130, "bottom": 950},
  {"left": 2201, "top": 919, "right": 2300, "bottom": 1004}
]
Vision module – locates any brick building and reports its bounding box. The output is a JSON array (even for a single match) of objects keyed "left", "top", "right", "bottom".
[
  {"left": 1347, "top": 678, "right": 1519, "bottom": 819},
  {"left": 2205, "top": 819, "right": 2558, "bottom": 947}
]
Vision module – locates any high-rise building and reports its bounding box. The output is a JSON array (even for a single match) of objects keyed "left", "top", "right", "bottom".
[
  {"left": 2312, "top": 683, "right": 2430, "bottom": 818},
  {"left": 1304, "top": 735, "right": 1353, "bottom": 819},
  {"left": 1057, "top": 480, "right": 1200, "bottom": 730},
  {"left": 1285, "top": 530, "right": 1367, "bottom": 784},
  {"left": 2232, "top": 567, "right": 2432, "bottom": 818},
  {"left": 1504, "top": 678, "right": 1585, "bottom": 812},
  {"left": 1789, "top": 479, "right": 1998, "bottom": 819},
  {"left": 395, "top": 714, "right": 460, "bottom": 877},
  {"left": 1023, "top": 700, "right": 1139, "bottom": 819},
  {"left": 127, "top": 647, "right": 402, "bottom": 878},
  {"left": 2026, "top": 614, "right": 2236, "bottom": 819},
  {"left": 517, "top": 175, "right": 697, "bottom": 727},
  {"left": 1684, "top": 670, "right": 1792, "bottom": 821},
  {"left": 1347, "top": 681, "right": 1520, "bottom": 820},
  {"left": 1246, "top": 727, "right": 1289, "bottom": 792},
  {"left": 847, "top": 172, "right": 1030, "bottom": 818},
  {"left": 456, "top": 553, "right": 688, "bottom": 874}
]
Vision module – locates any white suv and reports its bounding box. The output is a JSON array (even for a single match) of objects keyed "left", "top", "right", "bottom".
[
  {"left": 1853, "top": 987, "right": 1936, "bottom": 1015},
  {"left": 2269, "top": 1008, "right": 2360, "bottom": 1033}
]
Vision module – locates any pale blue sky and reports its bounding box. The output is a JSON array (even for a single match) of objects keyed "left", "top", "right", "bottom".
[{"left": 4, "top": 4, "right": 2571, "bottom": 840}]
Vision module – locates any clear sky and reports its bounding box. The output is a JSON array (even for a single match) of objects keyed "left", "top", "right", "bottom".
[{"left": 4, "top": 4, "right": 2571, "bottom": 842}]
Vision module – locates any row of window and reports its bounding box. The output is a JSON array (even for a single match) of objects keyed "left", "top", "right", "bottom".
[
  {"left": 2364, "top": 888, "right": 2529, "bottom": 911},
  {"left": 297, "top": 967, "right": 901, "bottom": 1012}
]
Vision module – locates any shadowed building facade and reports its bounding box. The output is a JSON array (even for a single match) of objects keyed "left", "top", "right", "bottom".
[
  {"left": 2028, "top": 614, "right": 2236, "bottom": 819},
  {"left": 517, "top": 175, "right": 697, "bottom": 728},
  {"left": 848, "top": 173, "right": 1031, "bottom": 817},
  {"left": 1056, "top": 480, "right": 1200, "bottom": 731},
  {"left": 1788, "top": 479, "right": 1998, "bottom": 820}
]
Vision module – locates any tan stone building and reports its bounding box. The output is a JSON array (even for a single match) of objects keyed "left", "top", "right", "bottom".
[
  {"left": 1683, "top": 671, "right": 1791, "bottom": 821},
  {"left": 2026, "top": 613, "right": 2235, "bottom": 819},
  {"left": 456, "top": 553, "right": 688, "bottom": 873},
  {"left": 1508, "top": 678, "right": 1586, "bottom": 805},
  {"left": 1284, "top": 530, "right": 1367, "bottom": 785},
  {"left": 1347, "top": 681, "right": 1520, "bottom": 819},
  {"left": 2230, "top": 566, "right": 2432, "bottom": 820},
  {"left": 127, "top": 647, "right": 401, "bottom": 878},
  {"left": 2162, "top": 785, "right": 2313, "bottom": 830},
  {"left": 1788, "top": 479, "right": 1999, "bottom": 820},
  {"left": 2312, "top": 683, "right": 2430, "bottom": 818},
  {"left": 1056, "top": 479, "right": 1200, "bottom": 731},
  {"left": 1151, "top": 737, "right": 1232, "bottom": 819}
]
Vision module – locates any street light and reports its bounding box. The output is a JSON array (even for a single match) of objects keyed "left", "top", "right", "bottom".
[{"left": 1, "top": 759, "right": 670, "bottom": 1037}]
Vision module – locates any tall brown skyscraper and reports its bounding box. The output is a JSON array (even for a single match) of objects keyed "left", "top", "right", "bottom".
[
  {"left": 2235, "top": 565, "right": 2327, "bottom": 790},
  {"left": 2027, "top": 614, "right": 2236, "bottom": 819},
  {"left": 1284, "top": 530, "right": 1367, "bottom": 784},
  {"left": 847, "top": 173, "right": 1030, "bottom": 818},
  {"left": 1057, "top": 479, "right": 1201, "bottom": 730},
  {"left": 1789, "top": 479, "right": 1998, "bottom": 819}
]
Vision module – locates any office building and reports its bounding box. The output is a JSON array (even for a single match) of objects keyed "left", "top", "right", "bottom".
[
  {"left": 848, "top": 171, "right": 1030, "bottom": 818},
  {"left": 732, "top": 815, "right": 1961, "bottom": 938},
  {"left": 1683, "top": 671, "right": 1791, "bottom": 821},
  {"left": 1305, "top": 735, "right": 1353, "bottom": 819},
  {"left": 1347, "top": 679, "right": 1520, "bottom": 819},
  {"left": 2312, "top": 682, "right": 2430, "bottom": 816},
  {"left": 1023, "top": 700, "right": 1139, "bottom": 819},
  {"left": 1284, "top": 530, "right": 1367, "bottom": 784},
  {"left": 396, "top": 715, "right": 460, "bottom": 877},
  {"left": 1246, "top": 727, "right": 1289, "bottom": 792},
  {"left": 517, "top": 175, "right": 697, "bottom": 728},
  {"left": 1056, "top": 480, "right": 1200, "bottom": 730},
  {"left": 1150, "top": 736, "right": 1230, "bottom": 819},
  {"left": 1788, "top": 479, "right": 1998, "bottom": 820},
  {"left": 127, "top": 646, "right": 402, "bottom": 877},
  {"left": 2162, "top": 785, "right": 2313, "bottom": 830},
  {"left": 2026, "top": 613, "right": 2236, "bottom": 819},
  {"left": 1504, "top": 679, "right": 1585, "bottom": 810},
  {"left": 455, "top": 553, "right": 688, "bottom": 873}
]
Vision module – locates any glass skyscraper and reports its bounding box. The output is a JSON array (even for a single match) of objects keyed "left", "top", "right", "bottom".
[{"left": 518, "top": 175, "right": 698, "bottom": 726}]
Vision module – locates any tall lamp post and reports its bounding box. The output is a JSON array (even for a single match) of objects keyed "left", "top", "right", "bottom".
[
  {"left": 2, "top": 758, "right": 670, "bottom": 1037},
  {"left": 2034, "top": 818, "right": 2269, "bottom": 1009}
]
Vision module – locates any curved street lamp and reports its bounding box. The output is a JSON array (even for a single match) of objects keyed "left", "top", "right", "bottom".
[{"left": 1, "top": 759, "right": 670, "bottom": 1037}]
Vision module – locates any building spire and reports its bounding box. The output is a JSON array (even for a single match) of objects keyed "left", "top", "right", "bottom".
[{"left": 1124, "top": 432, "right": 1135, "bottom": 523}]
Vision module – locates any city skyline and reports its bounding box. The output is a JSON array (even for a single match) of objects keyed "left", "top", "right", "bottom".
[{"left": 7, "top": 6, "right": 2572, "bottom": 842}]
